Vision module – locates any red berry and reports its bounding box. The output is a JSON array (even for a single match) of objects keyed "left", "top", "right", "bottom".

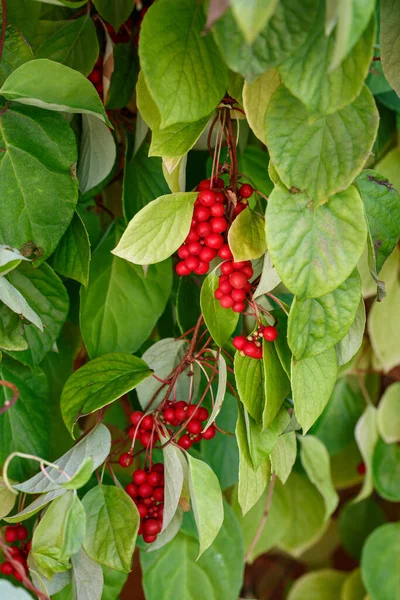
[
  {"left": 141, "top": 415, "right": 154, "bottom": 431},
  {"left": 143, "top": 534, "right": 157, "bottom": 543},
  {"left": 232, "top": 302, "right": 246, "bottom": 313},
  {"left": 175, "top": 407, "right": 187, "bottom": 422},
  {"left": 220, "top": 261, "right": 234, "bottom": 275},
  {"left": 138, "top": 483, "right": 154, "bottom": 498},
  {"left": 233, "top": 335, "right": 247, "bottom": 350},
  {"left": 200, "top": 247, "right": 217, "bottom": 262},
  {"left": 88, "top": 69, "right": 102, "bottom": 85},
  {"left": 187, "top": 241, "right": 202, "bottom": 255},
  {"left": 187, "top": 419, "right": 203, "bottom": 434},
  {"left": 254, "top": 346, "right": 263, "bottom": 359},
  {"left": 210, "top": 217, "right": 227, "bottom": 233},
  {"left": 4, "top": 527, "right": 17, "bottom": 543},
  {"left": 186, "top": 405, "right": 198, "bottom": 418},
  {"left": 178, "top": 434, "right": 192, "bottom": 449},
  {"left": 126, "top": 483, "right": 139, "bottom": 498},
  {"left": 197, "top": 222, "right": 212, "bottom": 237},
  {"left": 220, "top": 295, "right": 234, "bottom": 308},
  {"left": 210, "top": 203, "right": 225, "bottom": 217},
  {"left": 0, "top": 562, "right": 14, "bottom": 576},
  {"left": 186, "top": 228, "right": 199, "bottom": 243},
  {"left": 202, "top": 425, "right": 216, "bottom": 440},
  {"left": 219, "top": 280, "right": 232, "bottom": 295},
  {"left": 205, "top": 233, "right": 224, "bottom": 249},
  {"left": 143, "top": 519, "right": 160, "bottom": 536},
  {"left": 153, "top": 487, "right": 164, "bottom": 502},
  {"left": 14, "top": 570, "right": 24, "bottom": 582},
  {"left": 262, "top": 326, "right": 278, "bottom": 342},
  {"left": 178, "top": 245, "right": 189, "bottom": 259},
  {"left": 143, "top": 497, "right": 154, "bottom": 506},
  {"left": 147, "top": 472, "right": 161, "bottom": 487},
  {"left": 231, "top": 288, "right": 246, "bottom": 302},
  {"left": 194, "top": 261, "right": 209, "bottom": 275},
  {"left": 130, "top": 411, "right": 144, "bottom": 426},
  {"left": 140, "top": 431, "right": 154, "bottom": 447},
  {"left": 241, "top": 266, "right": 253, "bottom": 279},
  {"left": 357, "top": 462, "right": 366, "bottom": 475},
  {"left": 197, "top": 179, "right": 211, "bottom": 191},
  {"left": 194, "top": 206, "right": 210, "bottom": 222},
  {"left": 198, "top": 190, "right": 217, "bottom": 207},
  {"left": 137, "top": 503, "right": 148, "bottom": 519},
  {"left": 239, "top": 183, "right": 254, "bottom": 198},
  {"left": 163, "top": 408, "right": 176, "bottom": 424},
  {"left": 132, "top": 469, "right": 147, "bottom": 485},
  {"left": 214, "top": 289, "right": 223, "bottom": 300},
  {"left": 243, "top": 341, "right": 258, "bottom": 357},
  {"left": 184, "top": 256, "right": 200, "bottom": 271},
  {"left": 232, "top": 261, "right": 246, "bottom": 269},
  {"left": 119, "top": 453, "right": 133, "bottom": 468},
  {"left": 16, "top": 526, "right": 28, "bottom": 542},
  {"left": 229, "top": 272, "right": 248, "bottom": 289},
  {"left": 197, "top": 407, "right": 209, "bottom": 421},
  {"left": 218, "top": 244, "right": 233, "bottom": 260},
  {"left": 213, "top": 177, "right": 225, "bottom": 189},
  {"left": 176, "top": 261, "right": 190, "bottom": 276},
  {"left": 8, "top": 547, "right": 22, "bottom": 557},
  {"left": 153, "top": 463, "right": 164, "bottom": 473},
  {"left": 234, "top": 202, "right": 247, "bottom": 216}
]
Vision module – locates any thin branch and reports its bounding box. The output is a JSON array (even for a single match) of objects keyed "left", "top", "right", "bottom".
[
  {"left": 0, "top": 380, "right": 19, "bottom": 414},
  {"left": 245, "top": 473, "right": 277, "bottom": 563},
  {"left": 0, "top": 0, "right": 7, "bottom": 62}
]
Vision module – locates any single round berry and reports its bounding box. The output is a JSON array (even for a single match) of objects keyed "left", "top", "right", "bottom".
[
  {"left": 126, "top": 483, "right": 139, "bottom": 498},
  {"left": 197, "top": 179, "right": 211, "bottom": 191},
  {"left": 130, "top": 411, "right": 143, "bottom": 426},
  {"left": 219, "top": 280, "right": 232, "bottom": 295},
  {"left": 175, "top": 406, "right": 187, "bottom": 422},
  {"left": 218, "top": 244, "right": 233, "bottom": 260},
  {"left": 143, "top": 519, "right": 160, "bottom": 536},
  {"left": 186, "top": 405, "right": 198, "bottom": 418},
  {"left": 140, "top": 431, "right": 155, "bottom": 447},
  {"left": 205, "top": 233, "right": 224, "bottom": 249},
  {"left": 220, "top": 295, "right": 234, "bottom": 309},
  {"left": 214, "top": 289, "right": 223, "bottom": 300},
  {"left": 153, "top": 487, "right": 164, "bottom": 502},
  {"left": 202, "top": 425, "right": 216, "bottom": 440},
  {"left": 197, "top": 407, "right": 209, "bottom": 421},
  {"left": 213, "top": 177, "right": 225, "bottom": 189},
  {"left": 231, "top": 288, "right": 246, "bottom": 302},
  {"left": 178, "top": 245, "right": 189, "bottom": 259},
  {"left": 147, "top": 472, "right": 161, "bottom": 487},
  {"left": 187, "top": 419, "right": 203, "bottom": 435},
  {"left": 220, "top": 262, "right": 234, "bottom": 275},
  {"left": 241, "top": 266, "right": 253, "bottom": 279},
  {"left": 194, "top": 206, "right": 210, "bottom": 222},
  {"left": 186, "top": 229, "right": 199, "bottom": 243},
  {"left": 132, "top": 469, "right": 147, "bottom": 486},
  {"left": 243, "top": 342, "right": 259, "bottom": 358},
  {"left": 0, "top": 562, "right": 14, "bottom": 576},
  {"left": 178, "top": 434, "right": 192, "bottom": 450},
  {"left": 163, "top": 408, "right": 176, "bottom": 424},
  {"left": 254, "top": 346, "right": 263, "bottom": 359},
  {"left": 210, "top": 203, "right": 225, "bottom": 217},
  {"left": 262, "top": 326, "right": 278, "bottom": 342},
  {"left": 143, "top": 534, "right": 157, "bottom": 543},
  {"left": 141, "top": 415, "right": 154, "bottom": 431},
  {"left": 119, "top": 453, "right": 133, "bottom": 468},
  {"left": 16, "top": 526, "right": 28, "bottom": 542},
  {"left": 232, "top": 261, "right": 246, "bottom": 270},
  {"left": 210, "top": 217, "right": 227, "bottom": 233},
  {"left": 232, "top": 302, "right": 246, "bottom": 313},
  {"left": 197, "top": 222, "right": 212, "bottom": 237},
  {"left": 153, "top": 463, "right": 164, "bottom": 473},
  {"left": 184, "top": 256, "right": 200, "bottom": 272},
  {"left": 214, "top": 191, "right": 225, "bottom": 203},
  {"left": 194, "top": 261, "right": 209, "bottom": 275},
  {"left": 229, "top": 272, "right": 248, "bottom": 289},
  {"left": 233, "top": 335, "right": 247, "bottom": 350},
  {"left": 187, "top": 241, "right": 202, "bottom": 255},
  {"left": 137, "top": 503, "right": 148, "bottom": 519},
  {"left": 200, "top": 247, "right": 217, "bottom": 262},
  {"left": 176, "top": 261, "right": 190, "bottom": 276},
  {"left": 239, "top": 183, "right": 254, "bottom": 198},
  {"left": 4, "top": 527, "right": 17, "bottom": 543},
  {"left": 138, "top": 483, "right": 154, "bottom": 498},
  {"left": 198, "top": 190, "right": 217, "bottom": 207}
]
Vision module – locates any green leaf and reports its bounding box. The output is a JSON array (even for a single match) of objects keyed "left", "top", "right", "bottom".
[
  {"left": 356, "top": 169, "right": 400, "bottom": 273},
  {"left": 32, "top": 491, "right": 86, "bottom": 580},
  {"left": 0, "top": 103, "right": 78, "bottom": 263},
  {"left": 0, "top": 305, "right": 27, "bottom": 351},
  {"left": 230, "top": 0, "right": 278, "bottom": 44},
  {"left": 212, "top": 0, "right": 318, "bottom": 82},
  {"left": 59, "top": 457, "right": 93, "bottom": 490},
  {"left": 82, "top": 485, "right": 139, "bottom": 572},
  {"left": 0, "top": 581, "right": 34, "bottom": 598},
  {"left": 279, "top": 472, "right": 327, "bottom": 557},
  {"left": 161, "top": 441, "right": 184, "bottom": 532},
  {"left": 338, "top": 498, "right": 387, "bottom": 560},
  {"left": 93, "top": 0, "right": 134, "bottom": 32},
  {"left": 354, "top": 405, "right": 378, "bottom": 502},
  {"left": 0, "top": 245, "right": 29, "bottom": 276},
  {"left": 265, "top": 186, "right": 367, "bottom": 298},
  {"left": 288, "top": 270, "right": 361, "bottom": 360},
  {"left": 61, "top": 353, "right": 152, "bottom": 436},
  {"left": 14, "top": 424, "right": 111, "bottom": 494},
  {"left": 336, "top": 300, "right": 366, "bottom": 366},
  {"left": 377, "top": 382, "right": 400, "bottom": 444},
  {"left": 141, "top": 505, "right": 244, "bottom": 600},
  {"left": 278, "top": 13, "right": 375, "bottom": 115},
  {"left": 5, "top": 489, "right": 66, "bottom": 524},
  {"left": 361, "top": 523, "right": 400, "bottom": 600},
  {"left": 139, "top": 0, "right": 227, "bottom": 127},
  {"left": 0, "top": 26, "right": 33, "bottom": 86},
  {"left": 234, "top": 350, "right": 265, "bottom": 422},
  {"left": 0, "top": 59, "right": 109, "bottom": 124},
  {"left": 187, "top": 454, "right": 224, "bottom": 557},
  {"left": 71, "top": 549, "right": 104, "bottom": 600},
  {"left": 81, "top": 222, "right": 171, "bottom": 357},
  {"left": 0, "top": 357, "right": 50, "bottom": 481},
  {"left": 372, "top": 438, "right": 400, "bottom": 502},
  {"left": 101, "top": 567, "right": 128, "bottom": 600},
  {"left": 265, "top": 85, "right": 379, "bottom": 204},
  {"left": 299, "top": 435, "right": 339, "bottom": 520},
  {"left": 270, "top": 432, "right": 297, "bottom": 484},
  {"left": 243, "top": 69, "right": 280, "bottom": 143},
  {"left": 253, "top": 253, "right": 281, "bottom": 298},
  {"left": 123, "top": 139, "right": 169, "bottom": 222},
  {"left": 7, "top": 262, "right": 69, "bottom": 366},
  {"left": 262, "top": 339, "right": 290, "bottom": 427},
  {"left": 0, "top": 477, "right": 16, "bottom": 518},
  {"left": 146, "top": 508, "right": 184, "bottom": 553},
  {"left": 291, "top": 348, "right": 338, "bottom": 434},
  {"left": 36, "top": 16, "right": 99, "bottom": 76},
  {"left": 228, "top": 208, "right": 267, "bottom": 261},
  {"left": 112, "top": 192, "right": 197, "bottom": 265},
  {"left": 0, "top": 275, "right": 42, "bottom": 330},
  {"left": 329, "top": 0, "right": 375, "bottom": 70},
  {"left": 287, "top": 570, "right": 347, "bottom": 600},
  {"left": 78, "top": 114, "right": 116, "bottom": 195},
  {"left": 106, "top": 42, "right": 137, "bottom": 110},
  {"left": 381, "top": 0, "right": 400, "bottom": 96},
  {"left": 200, "top": 271, "right": 239, "bottom": 348},
  {"left": 49, "top": 212, "right": 90, "bottom": 287},
  {"left": 341, "top": 569, "right": 366, "bottom": 600}
]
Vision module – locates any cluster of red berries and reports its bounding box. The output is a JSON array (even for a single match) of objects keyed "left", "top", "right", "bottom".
[
  {"left": 126, "top": 463, "right": 164, "bottom": 543},
  {"left": 214, "top": 260, "right": 253, "bottom": 313},
  {"left": 1, "top": 525, "right": 30, "bottom": 581},
  {"left": 162, "top": 401, "right": 216, "bottom": 450},
  {"left": 88, "top": 55, "right": 104, "bottom": 98},
  {"left": 233, "top": 325, "right": 278, "bottom": 359}
]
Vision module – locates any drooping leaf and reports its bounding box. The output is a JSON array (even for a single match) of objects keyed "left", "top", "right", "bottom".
[
  {"left": 287, "top": 570, "right": 347, "bottom": 600},
  {"left": 0, "top": 275, "right": 42, "bottom": 330},
  {"left": 270, "top": 432, "right": 297, "bottom": 484},
  {"left": 335, "top": 300, "right": 366, "bottom": 366},
  {"left": 361, "top": 523, "right": 400, "bottom": 600},
  {"left": 201, "top": 271, "right": 239, "bottom": 348},
  {"left": 61, "top": 353, "right": 152, "bottom": 436},
  {"left": 253, "top": 253, "right": 281, "bottom": 298},
  {"left": 381, "top": 0, "right": 400, "bottom": 96},
  {"left": 78, "top": 114, "right": 116, "bottom": 195},
  {"left": 288, "top": 270, "right": 361, "bottom": 359},
  {"left": 146, "top": 508, "right": 184, "bottom": 553},
  {"left": 377, "top": 382, "right": 400, "bottom": 444},
  {"left": 372, "top": 438, "right": 400, "bottom": 502},
  {"left": 262, "top": 339, "right": 290, "bottom": 427},
  {"left": 49, "top": 212, "right": 90, "bottom": 287},
  {"left": 354, "top": 405, "right": 378, "bottom": 502},
  {"left": 291, "top": 347, "right": 338, "bottom": 434},
  {"left": 265, "top": 186, "right": 367, "bottom": 298},
  {"left": 106, "top": 42, "right": 137, "bottom": 110},
  {"left": 112, "top": 192, "right": 197, "bottom": 265},
  {"left": 230, "top": 0, "right": 278, "bottom": 44},
  {"left": 82, "top": 485, "right": 139, "bottom": 572},
  {"left": 71, "top": 549, "right": 104, "bottom": 600},
  {"left": 0, "top": 306, "right": 27, "bottom": 351},
  {"left": 81, "top": 222, "right": 172, "bottom": 358},
  {"left": 0, "top": 245, "right": 29, "bottom": 276},
  {"left": 265, "top": 85, "right": 379, "bottom": 204},
  {"left": 203, "top": 352, "right": 227, "bottom": 430},
  {"left": 28, "top": 555, "right": 71, "bottom": 598},
  {"left": 0, "top": 477, "right": 16, "bottom": 518},
  {"left": 161, "top": 442, "right": 184, "bottom": 532},
  {"left": 329, "top": 0, "right": 375, "bottom": 70},
  {"left": 0, "top": 59, "right": 109, "bottom": 123},
  {"left": 5, "top": 489, "right": 66, "bottom": 524},
  {"left": 243, "top": 69, "right": 280, "bottom": 143},
  {"left": 92, "top": 0, "right": 134, "bottom": 32},
  {"left": 237, "top": 146, "right": 274, "bottom": 197},
  {"left": 139, "top": 0, "right": 228, "bottom": 127},
  {"left": 234, "top": 351, "right": 265, "bottom": 422},
  {"left": 228, "top": 208, "right": 267, "bottom": 261},
  {"left": 0, "top": 103, "right": 78, "bottom": 262}
]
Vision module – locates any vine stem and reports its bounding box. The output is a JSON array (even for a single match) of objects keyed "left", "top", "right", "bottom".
[
  {"left": 0, "top": 380, "right": 19, "bottom": 414},
  {"left": 2, "top": 452, "right": 71, "bottom": 495},
  {"left": 0, "top": 537, "right": 50, "bottom": 600},
  {"left": 244, "top": 473, "right": 276, "bottom": 563},
  {"left": 0, "top": 0, "right": 7, "bottom": 62}
]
